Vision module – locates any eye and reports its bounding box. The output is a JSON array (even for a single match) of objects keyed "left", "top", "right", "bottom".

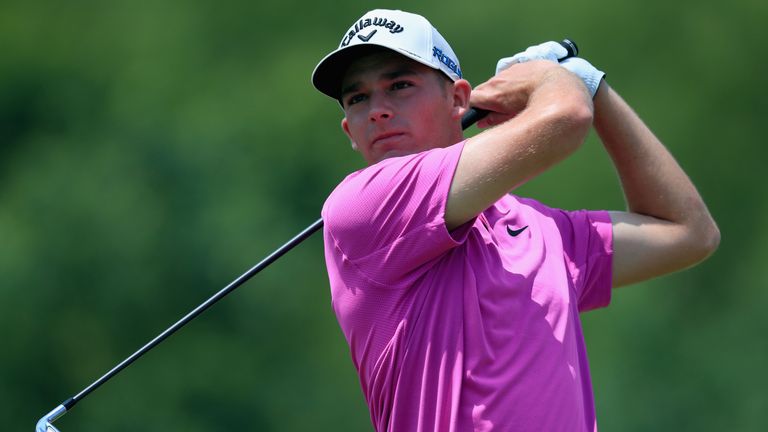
[
  {"left": 391, "top": 81, "right": 414, "bottom": 90},
  {"left": 345, "top": 93, "right": 367, "bottom": 106}
]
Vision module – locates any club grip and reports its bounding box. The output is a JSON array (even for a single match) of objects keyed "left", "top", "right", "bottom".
[{"left": 461, "top": 39, "right": 579, "bottom": 130}]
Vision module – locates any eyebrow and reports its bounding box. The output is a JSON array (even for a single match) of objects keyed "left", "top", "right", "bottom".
[{"left": 340, "top": 68, "right": 420, "bottom": 99}]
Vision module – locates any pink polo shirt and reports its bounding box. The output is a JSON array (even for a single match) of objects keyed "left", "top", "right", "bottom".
[{"left": 322, "top": 141, "right": 613, "bottom": 431}]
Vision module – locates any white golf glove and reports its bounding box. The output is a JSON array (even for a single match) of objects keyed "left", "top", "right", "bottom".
[
  {"left": 496, "top": 41, "right": 605, "bottom": 98},
  {"left": 495, "top": 41, "right": 569, "bottom": 74},
  {"left": 560, "top": 57, "right": 605, "bottom": 98}
]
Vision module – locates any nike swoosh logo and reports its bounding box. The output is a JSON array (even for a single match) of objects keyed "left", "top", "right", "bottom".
[
  {"left": 357, "top": 29, "right": 377, "bottom": 42},
  {"left": 506, "top": 225, "right": 529, "bottom": 237}
]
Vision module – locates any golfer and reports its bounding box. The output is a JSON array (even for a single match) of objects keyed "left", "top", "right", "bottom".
[{"left": 311, "top": 9, "right": 719, "bottom": 431}]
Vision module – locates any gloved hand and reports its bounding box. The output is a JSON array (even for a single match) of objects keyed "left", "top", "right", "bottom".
[
  {"left": 496, "top": 41, "right": 606, "bottom": 98},
  {"left": 495, "top": 41, "right": 568, "bottom": 74},
  {"left": 560, "top": 57, "right": 605, "bottom": 98}
]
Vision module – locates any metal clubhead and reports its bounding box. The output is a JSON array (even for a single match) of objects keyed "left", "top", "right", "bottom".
[{"left": 36, "top": 405, "right": 66, "bottom": 432}]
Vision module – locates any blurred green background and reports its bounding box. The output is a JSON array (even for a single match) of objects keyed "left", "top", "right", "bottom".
[{"left": 2, "top": 0, "right": 765, "bottom": 430}]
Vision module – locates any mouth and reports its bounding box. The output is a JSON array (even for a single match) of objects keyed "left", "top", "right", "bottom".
[{"left": 372, "top": 131, "right": 406, "bottom": 146}]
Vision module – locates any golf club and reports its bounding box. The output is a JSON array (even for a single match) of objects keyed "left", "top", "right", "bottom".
[{"left": 36, "top": 39, "right": 578, "bottom": 432}]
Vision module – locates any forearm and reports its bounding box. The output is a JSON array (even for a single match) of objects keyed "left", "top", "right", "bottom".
[
  {"left": 594, "top": 83, "right": 707, "bottom": 222},
  {"left": 446, "top": 64, "right": 593, "bottom": 229},
  {"left": 468, "top": 66, "right": 593, "bottom": 190},
  {"left": 594, "top": 82, "right": 720, "bottom": 283}
]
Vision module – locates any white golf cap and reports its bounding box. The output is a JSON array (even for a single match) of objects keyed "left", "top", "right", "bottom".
[{"left": 311, "top": 9, "right": 463, "bottom": 100}]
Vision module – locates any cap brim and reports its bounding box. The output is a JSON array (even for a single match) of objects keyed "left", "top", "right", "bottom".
[{"left": 311, "top": 44, "right": 394, "bottom": 101}]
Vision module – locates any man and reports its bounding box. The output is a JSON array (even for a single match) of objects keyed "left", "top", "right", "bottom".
[{"left": 311, "top": 9, "right": 719, "bottom": 432}]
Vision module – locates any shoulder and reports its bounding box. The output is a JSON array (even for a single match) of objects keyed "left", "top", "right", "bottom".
[
  {"left": 322, "top": 143, "right": 468, "bottom": 260},
  {"left": 323, "top": 144, "right": 465, "bottom": 229}
]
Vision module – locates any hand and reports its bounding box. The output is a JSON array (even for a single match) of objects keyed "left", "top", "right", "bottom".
[
  {"left": 470, "top": 60, "right": 568, "bottom": 128},
  {"left": 495, "top": 41, "right": 568, "bottom": 74},
  {"left": 560, "top": 57, "right": 605, "bottom": 98}
]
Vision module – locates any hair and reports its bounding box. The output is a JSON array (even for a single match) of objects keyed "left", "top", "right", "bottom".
[{"left": 432, "top": 70, "right": 454, "bottom": 97}]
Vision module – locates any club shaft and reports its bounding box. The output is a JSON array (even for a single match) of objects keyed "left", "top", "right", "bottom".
[{"left": 67, "top": 217, "right": 324, "bottom": 408}]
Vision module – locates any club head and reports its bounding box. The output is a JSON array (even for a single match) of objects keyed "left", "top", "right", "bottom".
[
  {"left": 36, "top": 405, "right": 66, "bottom": 432},
  {"left": 35, "top": 422, "right": 61, "bottom": 432}
]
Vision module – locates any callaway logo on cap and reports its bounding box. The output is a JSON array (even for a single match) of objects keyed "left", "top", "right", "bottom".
[{"left": 311, "top": 9, "right": 463, "bottom": 100}]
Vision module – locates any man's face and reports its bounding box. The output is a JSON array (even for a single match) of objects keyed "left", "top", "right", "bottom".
[{"left": 340, "top": 50, "right": 463, "bottom": 164}]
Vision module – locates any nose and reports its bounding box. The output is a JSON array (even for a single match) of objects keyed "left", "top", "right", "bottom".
[{"left": 368, "top": 93, "right": 393, "bottom": 122}]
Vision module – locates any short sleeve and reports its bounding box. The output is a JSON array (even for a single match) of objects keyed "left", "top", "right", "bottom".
[
  {"left": 554, "top": 209, "right": 614, "bottom": 312},
  {"left": 322, "top": 141, "right": 471, "bottom": 288}
]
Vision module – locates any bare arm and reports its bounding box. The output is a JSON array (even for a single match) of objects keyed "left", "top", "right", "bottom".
[
  {"left": 445, "top": 60, "right": 594, "bottom": 230},
  {"left": 594, "top": 82, "right": 720, "bottom": 287}
]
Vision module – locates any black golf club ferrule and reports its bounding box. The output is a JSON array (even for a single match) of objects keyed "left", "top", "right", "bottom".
[{"left": 37, "top": 38, "right": 577, "bottom": 431}]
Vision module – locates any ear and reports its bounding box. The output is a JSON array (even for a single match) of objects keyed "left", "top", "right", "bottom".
[
  {"left": 341, "top": 117, "right": 358, "bottom": 150},
  {"left": 450, "top": 79, "right": 472, "bottom": 120}
]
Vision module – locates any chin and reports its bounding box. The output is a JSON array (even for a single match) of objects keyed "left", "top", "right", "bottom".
[{"left": 378, "top": 149, "right": 414, "bottom": 161}]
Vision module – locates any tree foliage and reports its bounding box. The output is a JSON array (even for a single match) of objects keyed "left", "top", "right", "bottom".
[{"left": 2, "top": 1, "right": 765, "bottom": 430}]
